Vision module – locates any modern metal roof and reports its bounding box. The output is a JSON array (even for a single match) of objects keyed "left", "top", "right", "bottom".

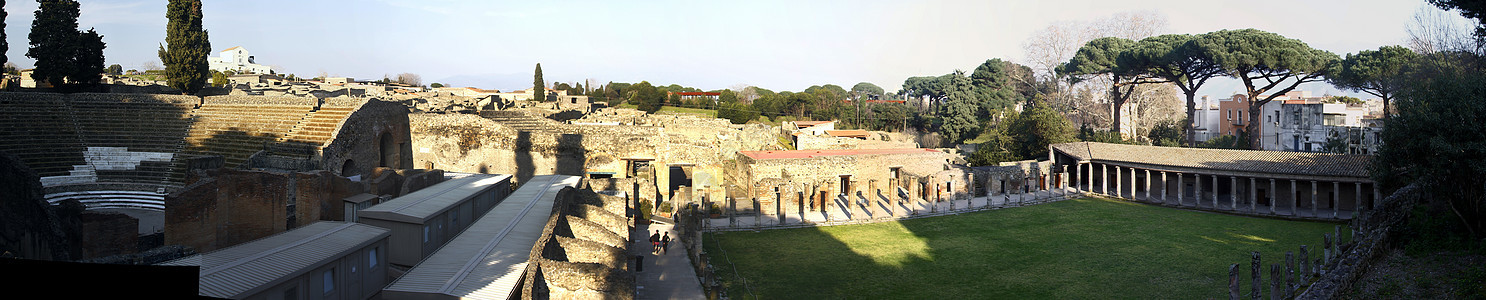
[
  {"left": 159, "top": 221, "right": 390, "bottom": 299},
  {"left": 358, "top": 173, "right": 513, "bottom": 223},
  {"left": 381, "top": 175, "right": 582, "bottom": 300}
]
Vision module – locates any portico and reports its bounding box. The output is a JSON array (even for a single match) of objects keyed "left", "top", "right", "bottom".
[{"left": 1056, "top": 142, "right": 1376, "bottom": 220}]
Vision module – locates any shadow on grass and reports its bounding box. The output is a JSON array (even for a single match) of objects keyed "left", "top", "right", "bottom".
[{"left": 706, "top": 197, "right": 1345, "bottom": 299}]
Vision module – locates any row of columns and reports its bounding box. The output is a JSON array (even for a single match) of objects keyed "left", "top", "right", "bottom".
[
  {"left": 1074, "top": 162, "right": 1379, "bottom": 220},
  {"left": 705, "top": 171, "right": 1076, "bottom": 228}
]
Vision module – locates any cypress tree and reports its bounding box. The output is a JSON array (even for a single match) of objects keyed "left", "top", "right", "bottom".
[
  {"left": 159, "top": 0, "right": 211, "bottom": 94},
  {"left": 1, "top": 0, "right": 8, "bottom": 71},
  {"left": 27, "top": 0, "right": 81, "bottom": 88},
  {"left": 70, "top": 29, "right": 104, "bottom": 87},
  {"left": 533, "top": 63, "right": 544, "bottom": 101}
]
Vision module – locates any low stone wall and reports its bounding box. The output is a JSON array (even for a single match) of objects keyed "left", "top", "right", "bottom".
[
  {"left": 1296, "top": 181, "right": 1425, "bottom": 299},
  {"left": 520, "top": 186, "right": 635, "bottom": 299}
]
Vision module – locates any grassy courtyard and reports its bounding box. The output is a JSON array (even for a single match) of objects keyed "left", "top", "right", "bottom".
[{"left": 703, "top": 197, "right": 1346, "bottom": 299}]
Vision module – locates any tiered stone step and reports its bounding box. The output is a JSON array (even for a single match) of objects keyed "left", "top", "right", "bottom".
[
  {"left": 0, "top": 95, "right": 86, "bottom": 178},
  {"left": 479, "top": 110, "right": 562, "bottom": 134}
]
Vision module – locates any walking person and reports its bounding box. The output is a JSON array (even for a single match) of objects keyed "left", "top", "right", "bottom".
[
  {"left": 660, "top": 232, "right": 671, "bottom": 254},
  {"left": 647, "top": 230, "right": 659, "bottom": 253}
]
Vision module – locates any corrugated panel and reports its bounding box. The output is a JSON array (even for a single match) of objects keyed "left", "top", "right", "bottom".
[
  {"left": 159, "top": 221, "right": 391, "bottom": 298},
  {"left": 382, "top": 175, "right": 580, "bottom": 299},
  {"left": 359, "top": 173, "right": 513, "bottom": 223}
]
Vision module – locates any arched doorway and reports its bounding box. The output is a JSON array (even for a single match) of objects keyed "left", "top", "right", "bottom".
[
  {"left": 379, "top": 132, "right": 395, "bottom": 168},
  {"left": 342, "top": 159, "right": 357, "bottom": 177}
]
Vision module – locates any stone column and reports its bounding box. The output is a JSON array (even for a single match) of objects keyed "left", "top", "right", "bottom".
[
  {"left": 1191, "top": 174, "right": 1200, "bottom": 206},
  {"left": 1290, "top": 180, "right": 1298, "bottom": 215},
  {"left": 778, "top": 186, "right": 790, "bottom": 224},
  {"left": 966, "top": 174, "right": 975, "bottom": 199},
  {"left": 1270, "top": 179, "right": 1278, "bottom": 215},
  {"left": 1020, "top": 173, "right": 1028, "bottom": 204},
  {"left": 1299, "top": 245, "right": 1310, "bottom": 280},
  {"left": 799, "top": 183, "right": 807, "bottom": 222},
  {"left": 1102, "top": 164, "right": 1109, "bottom": 195},
  {"left": 1229, "top": 264, "right": 1240, "bottom": 300},
  {"left": 1161, "top": 171, "right": 1168, "bottom": 204},
  {"left": 1251, "top": 252, "right": 1261, "bottom": 300},
  {"left": 1311, "top": 180, "right": 1319, "bottom": 218},
  {"left": 753, "top": 198, "right": 761, "bottom": 229},
  {"left": 1177, "top": 172, "right": 1185, "bottom": 206},
  {"left": 1356, "top": 182, "right": 1364, "bottom": 216},
  {"left": 1270, "top": 264, "right": 1282, "bottom": 300},
  {"left": 1332, "top": 181, "right": 1340, "bottom": 219},
  {"left": 948, "top": 180, "right": 957, "bottom": 211},
  {"left": 1212, "top": 174, "right": 1219, "bottom": 208},
  {"left": 1250, "top": 178, "right": 1258, "bottom": 213},
  {"left": 1373, "top": 185, "right": 1381, "bottom": 211},
  {"left": 1086, "top": 163, "right": 1094, "bottom": 193},
  {"left": 728, "top": 196, "right": 736, "bottom": 226},
  {"left": 1145, "top": 169, "right": 1152, "bottom": 201},
  {"left": 1232, "top": 176, "right": 1239, "bottom": 210},
  {"left": 1115, "top": 166, "right": 1123, "bottom": 199},
  {"left": 1286, "top": 251, "right": 1296, "bottom": 299}
]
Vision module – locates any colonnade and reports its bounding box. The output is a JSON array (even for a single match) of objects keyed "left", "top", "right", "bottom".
[{"left": 1072, "top": 161, "right": 1377, "bottom": 220}]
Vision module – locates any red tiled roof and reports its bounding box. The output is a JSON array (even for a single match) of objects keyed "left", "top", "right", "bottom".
[{"left": 740, "top": 148, "right": 941, "bottom": 160}]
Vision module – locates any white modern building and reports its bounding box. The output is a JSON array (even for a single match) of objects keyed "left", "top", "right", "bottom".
[
  {"left": 1191, "top": 96, "right": 1223, "bottom": 142},
  {"left": 1257, "top": 91, "right": 1383, "bottom": 154},
  {"left": 209, "top": 46, "right": 273, "bottom": 74}
]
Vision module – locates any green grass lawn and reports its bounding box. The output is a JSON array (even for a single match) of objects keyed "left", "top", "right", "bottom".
[{"left": 703, "top": 197, "right": 1347, "bottom": 299}]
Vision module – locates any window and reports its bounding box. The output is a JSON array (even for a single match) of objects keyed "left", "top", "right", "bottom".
[
  {"left": 322, "top": 269, "right": 335, "bottom": 295},
  {"left": 423, "top": 225, "right": 430, "bottom": 243},
  {"left": 283, "top": 287, "right": 298, "bottom": 300},
  {"left": 369, "top": 248, "right": 378, "bottom": 268}
]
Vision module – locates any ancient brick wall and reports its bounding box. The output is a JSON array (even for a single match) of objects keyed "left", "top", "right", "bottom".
[
  {"left": 164, "top": 168, "right": 290, "bottom": 253},
  {"left": 78, "top": 212, "right": 138, "bottom": 259},
  {"left": 323, "top": 99, "right": 414, "bottom": 177},
  {"left": 293, "top": 170, "right": 366, "bottom": 223}
]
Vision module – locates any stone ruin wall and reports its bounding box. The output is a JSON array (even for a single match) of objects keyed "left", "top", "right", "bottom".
[
  {"left": 163, "top": 166, "right": 439, "bottom": 253},
  {"left": 323, "top": 99, "right": 415, "bottom": 178},
  {"left": 520, "top": 187, "right": 635, "bottom": 300},
  {"left": 411, "top": 110, "right": 781, "bottom": 205},
  {"left": 737, "top": 151, "right": 954, "bottom": 208}
]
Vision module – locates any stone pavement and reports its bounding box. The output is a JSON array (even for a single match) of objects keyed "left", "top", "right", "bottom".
[{"left": 631, "top": 222, "right": 706, "bottom": 300}]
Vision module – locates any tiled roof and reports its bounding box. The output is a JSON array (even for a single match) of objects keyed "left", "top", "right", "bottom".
[
  {"left": 740, "top": 148, "right": 940, "bottom": 160},
  {"left": 221, "top": 46, "right": 242, "bottom": 52},
  {"left": 1051, "top": 142, "right": 1371, "bottom": 178}
]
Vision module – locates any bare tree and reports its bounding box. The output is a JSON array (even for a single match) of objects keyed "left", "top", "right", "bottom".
[
  {"left": 1021, "top": 10, "right": 1169, "bottom": 134},
  {"left": 396, "top": 73, "right": 422, "bottom": 86},
  {"left": 141, "top": 60, "right": 162, "bottom": 71},
  {"left": 732, "top": 84, "right": 759, "bottom": 104},
  {"left": 1406, "top": 4, "right": 1480, "bottom": 55}
]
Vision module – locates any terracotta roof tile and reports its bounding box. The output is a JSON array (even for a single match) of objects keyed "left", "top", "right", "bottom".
[{"left": 1051, "top": 142, "right": 1371, "bottom": 178}]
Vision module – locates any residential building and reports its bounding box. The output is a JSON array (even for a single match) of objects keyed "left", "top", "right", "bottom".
[{"left": 208, "top": 46, "right": 273, "bottom": 74}]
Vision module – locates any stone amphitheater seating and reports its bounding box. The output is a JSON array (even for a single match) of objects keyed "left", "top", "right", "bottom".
[{"left": 0, "top": 92, "right": 364, "bottom": 211}]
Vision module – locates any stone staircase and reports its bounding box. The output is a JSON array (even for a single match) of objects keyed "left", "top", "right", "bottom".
[{"left": 479, "top": 110, "right": 564, "bottom": 134}]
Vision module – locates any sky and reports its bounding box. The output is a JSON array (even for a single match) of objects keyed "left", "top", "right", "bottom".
[{"left": 0, "top": 0, "right": 1474, "bottom": 97}]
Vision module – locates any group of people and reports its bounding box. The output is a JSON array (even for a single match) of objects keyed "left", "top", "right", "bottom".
[{"left": 649, "top": 230, "right": 670, "bottom": 254}]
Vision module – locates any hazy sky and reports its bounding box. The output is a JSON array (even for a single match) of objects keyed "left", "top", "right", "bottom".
[{"left": 0, "top": 0, "right": 1471, "bottom": 97}]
